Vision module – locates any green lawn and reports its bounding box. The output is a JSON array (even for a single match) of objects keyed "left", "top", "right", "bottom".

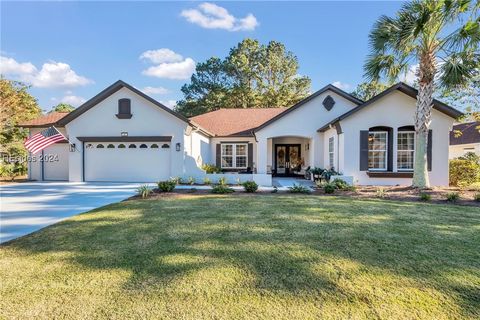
[{"left": 1, "top": 195, "right": 479, "bottom": 319}]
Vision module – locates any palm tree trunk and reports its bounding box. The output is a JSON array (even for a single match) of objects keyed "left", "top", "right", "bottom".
[{"left": 413, "top": 80, "right": 434, "bottom": 188}]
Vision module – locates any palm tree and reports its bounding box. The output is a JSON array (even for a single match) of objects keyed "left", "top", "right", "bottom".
[{"left": 364, "top": 0, "right": 479, "bottom": 188}]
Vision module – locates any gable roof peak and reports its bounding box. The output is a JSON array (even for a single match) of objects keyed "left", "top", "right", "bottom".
[
  {"left": 253, "top": 83, "right": 363, "bottom": 132},
  {"left": 56, "top": 80, "right": 190, "bottom": 126}
]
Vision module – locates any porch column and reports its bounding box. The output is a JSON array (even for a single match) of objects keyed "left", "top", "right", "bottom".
[
  {"left": 308, "top": 137, "right": 315, "bottom": 168},
  {"left": 256, "top": 138, "right": 268, "bottom": 174}
]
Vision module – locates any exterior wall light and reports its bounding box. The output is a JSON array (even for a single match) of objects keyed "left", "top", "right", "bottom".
[
  {"left": 69, "top": 143, "right": 76, "bottom": 152},
  {"left": 176, "top": 143, "right": 181, "bottom": 151},
  {"left": 121, "top": 132, "right": 128, "bottom": 136}
]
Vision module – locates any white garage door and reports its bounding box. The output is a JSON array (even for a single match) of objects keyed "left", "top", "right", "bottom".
[
  {"left": 84, "top": 142, "right": 171, "bottom": 182},
  {"left": 43, "top": 143, "right": 69, "bottom": 181}
]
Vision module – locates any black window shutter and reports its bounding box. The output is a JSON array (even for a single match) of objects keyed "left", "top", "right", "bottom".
[
  {"left": 387, "top": 128, "right": 393, "bottom": 171},
  {"left": 216, "top": 144, "right": 221, "bottom": 168},
  {"left": 359, "top": 130, "right": 369, "bottom": 171},
  {"left": 248, "top": 143, "right": 253, "bottom": 169},
  {"left": 118, "top": 99, "right": 131, "bottom": 114},
  {"left": 427, "top": 130, "right": 432, "bottom": 171}
]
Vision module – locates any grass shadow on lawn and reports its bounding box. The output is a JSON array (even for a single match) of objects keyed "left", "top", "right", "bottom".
[{"left": 2, "top": 195, "right": 480, "bottom": 318}]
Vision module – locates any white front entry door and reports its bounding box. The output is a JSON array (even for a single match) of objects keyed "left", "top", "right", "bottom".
[{"left": 84, "top": 142, "right": 171, "bottom": 182}]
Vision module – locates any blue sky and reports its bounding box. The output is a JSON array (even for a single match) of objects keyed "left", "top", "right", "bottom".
[{"left": 1, "top": 1, "right": 405, "bottom": 112}]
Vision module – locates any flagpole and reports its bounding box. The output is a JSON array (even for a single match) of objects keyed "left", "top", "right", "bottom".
[{"left": 52, "top": 126, "right": 79, "bottom": 152}]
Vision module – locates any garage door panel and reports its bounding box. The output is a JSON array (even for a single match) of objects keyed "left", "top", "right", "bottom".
[{"left": 85, "top": 142, "right": 170, "bottom": 182}]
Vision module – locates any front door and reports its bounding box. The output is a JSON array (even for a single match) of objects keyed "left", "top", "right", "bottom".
[{"left": 274, "top": 144, "right": 301, "bottom": 176}]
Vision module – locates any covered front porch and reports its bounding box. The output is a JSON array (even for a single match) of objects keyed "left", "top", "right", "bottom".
[{"left": 265, "top": 136, "right": 314, "bottom": 177}]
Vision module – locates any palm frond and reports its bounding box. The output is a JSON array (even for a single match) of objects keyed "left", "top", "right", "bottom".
[
  {"left": 368, "top": 16, "right": 399, "bottom": 53},
  {"left": 439, "top": 50, "right": 479, "bottom": 87}
]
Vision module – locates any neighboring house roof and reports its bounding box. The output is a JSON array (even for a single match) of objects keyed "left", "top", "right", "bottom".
[
  {"left": 450, "top": 122, "right": 480, "bottom": 145},
  {"left": 17, "top": 112, "right": 70, "bottom": 128},
  {"left": 254, "top": 84, "right": 364, "bottom": 132},
  {"left": 317, "top": 82, "right": 463, "bottom": 132},
  {"left": 56, "top": 80, "right": 191, "bottom": 127},
  {"left": 190, "top": 108, "right": 287, "bottom": 137}
]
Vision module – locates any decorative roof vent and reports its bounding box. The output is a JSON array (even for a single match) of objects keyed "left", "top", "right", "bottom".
[{"left": 322, "top": 95, "right": 335, "bottom": 111}]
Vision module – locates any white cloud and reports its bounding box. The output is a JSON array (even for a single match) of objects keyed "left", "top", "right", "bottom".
[
  {"left": 140, "top": 49, "right": 184, "bottom": 64},
  {"left": 60, "top": 95, "right": 86, "bottom": 106},
  {"left": 0, "top": 56, "right": 37, "bottom": 75},
  {"left": 32, "top": 62, "right": 92, "bottom": 88},
  {"left": 0, "top": 56, "right": 92, "bottom": 88},
  {"left": 142, "top": 86, "right": 170, "bottom": 95},
  {"left": 332, "top": 81, "right": 351, "bottom": 90},
  {"left": 50, "top": 94, "right": 86, "bottom": 107},
  {"left": 142, "top": 57, "right": 196, "bottom": 80},
  {"left": 160, "top": 100, "right": 177, "bottom": 109},
  {"left": 181, "top": 2, "right": 259, "bottom": 31}
]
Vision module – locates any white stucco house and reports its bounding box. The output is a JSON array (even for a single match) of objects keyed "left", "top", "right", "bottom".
[
  {"left": 449, "top": 122, "right": 480, "bottom": 159},
  {"left": 20, "top": 80, "right": 462, "bottom": 186}
]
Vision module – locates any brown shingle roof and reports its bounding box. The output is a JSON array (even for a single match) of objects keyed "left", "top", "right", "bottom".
[
  {"left": 18, "top": 112, "right": 70, "bottom": 127},
  {"left": 450, "top": 122, "right": 480, "bottom": 145},
  {"left": 190, "top": 108, "right": 287, "bottom": 137}
]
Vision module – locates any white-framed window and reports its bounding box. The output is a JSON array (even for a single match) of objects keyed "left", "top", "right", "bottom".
[
  {"left": 328, "top": 137, "right": 334, "bottom": 168},
  {"left": 397, "top": 131, "right": 415, "bottom": 171},
  {"left": 221, "top": 143, "right": 248, "bottom": 169},
  {"left": 368, "top": 131, "right": 388, "bottom": 170}
]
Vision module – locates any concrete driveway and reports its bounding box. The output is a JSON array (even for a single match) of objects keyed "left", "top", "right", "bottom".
[{"left": 0, "top": 182, "right": 144, "bottom": 243}]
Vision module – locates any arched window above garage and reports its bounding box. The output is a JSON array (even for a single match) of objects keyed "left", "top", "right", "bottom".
[
  {"left": 96, "top": 144, "right": 104, "bottom": 148},
  {"left": 118, "top": 144, "right": 126, "bottom": 148},
  {"left": 128, "top": 144, "right": 137, "bottom": 148},
  {"left": 150, "top": 144, "right": 159, "bottom": 148},
  {"left": 139, "top": 144, "right": 148, "bottom": 148},
  {"left": 107, "top": 144, "right": 115, "bottom": 148}
]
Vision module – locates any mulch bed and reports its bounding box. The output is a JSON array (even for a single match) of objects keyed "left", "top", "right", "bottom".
[{"left": 131, "top": 185, "right": 480, "bottom": 207}]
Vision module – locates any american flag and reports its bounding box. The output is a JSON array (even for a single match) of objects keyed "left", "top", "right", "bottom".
[{"left": 24, "top": 127, "right": 66, "bottom": 154}]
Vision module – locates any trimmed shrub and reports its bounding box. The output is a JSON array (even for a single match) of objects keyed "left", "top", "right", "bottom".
[
  {"left": 376, "top": 187, "right": 387, "bottom": 198},
  {"left": 323, "top": 183, "right": 336, "bottom": 194},
  {"left": 136, "top": 185, "right": 152, "bottom": 199},
  {"left": 331, "top": 178, "right": 349, "bottom": 190},
  {"left": 187, "top": 176, "right": 195, "bottom": 185},
  {"left": 474, "top": 193, "right": 480, "bottom": 202},
  {"left": 211, "top": 184, "right": 234, "bottom": 194},
  {"left": 242, "top": 181, "right": 258, "bottom": 193},
  {"left": 419, "top": 192, "right": 431, "bottom": 202},
  {"left": 218, "top": 177, "right": 227, "bottom": 186},
  {"left": 289, "top": 184, "right": 311, "bottom": 194},
  {"left": 446, "top": 192, "right": 460, "bottom": 203},
  {"left": 170, "top": 177, "right": 181, "bottom": 185},
  {"left": 449, "top": 159, "right": 480, "bottom": 187},
  {"left": 202, "top": 163, "right": 221, "bottom": 174},
  {"left": 203, "top": 177, "right": 212, "bottom": 185},
  {"left": 158, "top": 180, "right": 176, "bottom": 192}
]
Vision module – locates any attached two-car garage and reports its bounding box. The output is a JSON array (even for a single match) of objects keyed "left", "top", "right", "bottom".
[{"left": 80, "top": 137, "right": 172, "bottom": 182}]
